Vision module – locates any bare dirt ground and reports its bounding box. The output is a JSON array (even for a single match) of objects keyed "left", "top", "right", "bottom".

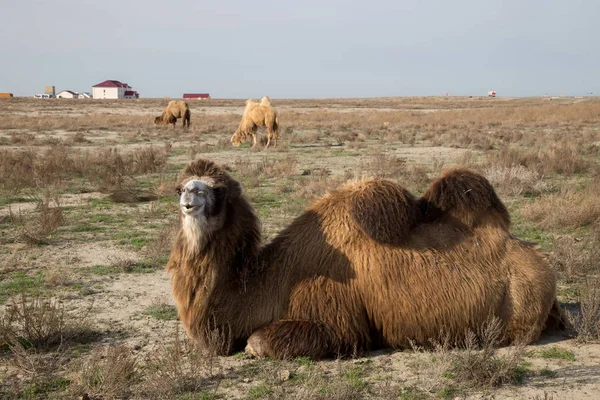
[{"left": 1, "top": 96, "right": 599, "bottom": 399}]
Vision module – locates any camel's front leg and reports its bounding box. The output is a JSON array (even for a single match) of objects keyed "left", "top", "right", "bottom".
[
  {"left": 246, "top": 320, "right": 336, "bottom": 360},
  {"left": 251, "top": 133, "right": 257, "bottom": 148}
]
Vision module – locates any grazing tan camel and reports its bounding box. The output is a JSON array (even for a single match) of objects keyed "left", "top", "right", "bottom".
[
  {"left": 231, "top": 97, "right": 279, "bottom": 148},
  {"left": 154, "top": 100, "right": 191, "bottom": 128},
  {"left": 166, "top": 159, "right": 568, "bottom": 359}
]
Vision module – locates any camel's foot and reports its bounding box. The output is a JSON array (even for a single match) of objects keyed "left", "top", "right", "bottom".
[{"left": 245, "top": 320, "right": 332, "bottom": 360}]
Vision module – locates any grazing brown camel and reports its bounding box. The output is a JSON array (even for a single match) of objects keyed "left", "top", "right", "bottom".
[{"left": 154, "top": 100, "right": 191, "bottom": 128}]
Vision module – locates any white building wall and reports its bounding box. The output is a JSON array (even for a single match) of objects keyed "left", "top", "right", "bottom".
[
  {"left": 57, "top": 91, "right": 76, "bottom": 99},
  {"left": 92, "top": 87, "right": 119, "bottom": 99}
]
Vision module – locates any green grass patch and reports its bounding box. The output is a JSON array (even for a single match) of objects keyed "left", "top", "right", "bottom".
[
  {"left": 539, "top": 368, "right": 557, "bottom": 378},
  {"left": 246, "top": 383, "right": 272, "bottom": 399},
  {"left": 142, "top": 304, "right": 178, "bottom": 321},
  {"left": 178, "top": 391, "right": 221, "bottom": 400},
  {"left": 398, "top": 385, "right": 429, "bottom": 400},
  {"left": 84, "top": 261, "right": 159, "bottom": 276},
  {"left": 0, "top": 270, "right": 45, "bottom": 304},
  {"left": 0, "top": 196, "right": 32, "bottom": 207},
  {"left": 21, "top": 377, "right": 70, "bottom": 399},
  {"left": 533, "top": 347, "right": 576, "bottom": 361}
]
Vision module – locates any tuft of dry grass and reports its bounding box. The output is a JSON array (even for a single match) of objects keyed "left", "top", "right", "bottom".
[
  {"left": 70, "top": 345, "right": 137, "bottom": 400},
  {"left": 443, "top": 318, "right": 530, "bottom": 389},
  {"left": 521, "top": 188, "right": 600, "bottom": 230},
  {"left": 0, "top": 145, "right": 168, "bottom": 194},
  {"left": 141, "top": 327, "right": 223, "bottom": 398},
  {"left": 484, "top": 165, "right": 551, "bottom": 197},
  {"left": 361, "top": 153, "right": 407, "bottom": 179},
  {"left": 8, "top": 191, "right": 65, "bottom": 245},
  {"left": 0, "top": 294, "right": 94, "bottom": 350},
  {"left": 571, "top": 277, "right": 600, "bottom": 343},
  {"left": 549, "top": 224, "right": 600, "bottom": 281}
]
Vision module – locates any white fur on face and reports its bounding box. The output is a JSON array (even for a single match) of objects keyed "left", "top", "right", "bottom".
[{"left": 180, "top": 179, "right": 213, "bottom": 250}]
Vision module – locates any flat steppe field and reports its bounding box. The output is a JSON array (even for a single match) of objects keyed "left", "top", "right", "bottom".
[{"left": 1, "top": 96, "right": 599, "bottom": 399}]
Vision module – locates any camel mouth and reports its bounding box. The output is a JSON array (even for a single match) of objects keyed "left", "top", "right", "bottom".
[{"left": 182, "top": 204, "right": 202, "bottom": 215}]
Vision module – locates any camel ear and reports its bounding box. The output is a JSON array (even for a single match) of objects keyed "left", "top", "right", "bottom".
[
  {"left": 420, "top": 169, "right": 510, "bottom": 228},
  {"left": 350, "top": 180, "right": 418, "bottom": 245}
]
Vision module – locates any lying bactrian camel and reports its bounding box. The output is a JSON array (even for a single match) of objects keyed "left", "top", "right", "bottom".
[{"left": 166, "top": 159, "right": 568, "bottom": 358}]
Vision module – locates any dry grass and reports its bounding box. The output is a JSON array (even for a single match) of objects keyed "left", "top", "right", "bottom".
[
  {"left": 0, "top": 145, "right": 168, "bottom": 194},
  {"left": 7, "top": 192, "right": 64, "bottom": 245},
  {"left": 521, "top": 188, "right": 600, "bottom": 230},
  {"left": 0, "top": 294, "right": 94, "bottom": 350},
  {"left": 483, "top": 165, "right": 551, "bottom": 197},
  {"left": 571, "top": 277, "right": 600, "bottom": 343},
  {"left": 141, "top": 327, "right": 223, "bottom": 398},
  {"left": 70, "top": 345, "right": 137, "bottom": 400},
  {"left": 549, "top": 224, "right": 600, "bottom": 281},
  {"left": 443, "top": 319, "right": 530, "bottom": 389}
]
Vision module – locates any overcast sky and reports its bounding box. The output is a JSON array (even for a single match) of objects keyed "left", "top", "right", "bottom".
[{"left": 1, "top": 0, "right": 598, "bottom": 98}]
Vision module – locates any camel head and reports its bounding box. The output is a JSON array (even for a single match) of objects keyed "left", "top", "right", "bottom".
[
  {"left": 230, "top": 129, "right": 243, "bottom": 147},
  {"left": 175, "top": 159, "right": 243, "bottom": 249},
  {"left": 154, "top": 116, "right": 163, "bottom": 125}
]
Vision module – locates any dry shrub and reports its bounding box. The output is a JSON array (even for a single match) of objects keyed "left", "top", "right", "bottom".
[
  {"left": 361, "top": 153, "right": 407, "bottom": 179},
  {"left": 538, "top": 143, "right": 590, "bottom": 175},
  {"left": 521, "top": 188, "right": 600, "bottom": 230},
  {"left": 109, "top": 188, "right": 158, "bottom": 203},
  {"left": 486, "top": 142, "right": 590, "bottom": 176},
  {"left": 485, "top": 146, "right": 540, "bottom": 170},
  {"left": 143, "top": 219, "right": 179, "bottom": 265},
  {"left": 0, "top": 294, "right": 94, "bottom": 350},
  {"left": 70, "top": 131, "right": 89, "bottom": 143},
  {"left": 70, "top": 345, "right": 137, "bottom": 399},
  {"left": 0, "top": 148, "right": 37, "bottom": 190},
  {"left": 484, "top": 165, "right": 551, "bottom": 197},
  {"left": 571, "top": 277, "right": 600, "bottom": 343},
  {"left": 44, "top": 266, "right": 74, "bottom": 287},
  {"left": 293, "top": 174, "right": 348, "bottom": 201},
  {"left": 141, "top": 327, "right": 223, "bottom": 398},
  {"left": 549, "top": 225, "right": 600, "bottom": 281},
  {"left": 0, "top": 146, "right": 168, "bottom": 193},
  {"left": 6, "top": 340, "right": 67, "bottom": 378},
  {"left": 444, "top": 318, "right": 530, "bottom": 389},
  {"left": 10, "top": 192, "right": 65, "bottom": 245}
]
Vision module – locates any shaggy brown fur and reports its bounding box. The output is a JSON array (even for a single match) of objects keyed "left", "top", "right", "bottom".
[
  {"left": 154, "top": 100, "right": 191, "bottom": 128},
  {"left": 166, "top": 159, "right": 567, "bottom": 359},
  {"left": 231, "top": 97, "right": 279, "bottom": 148}
]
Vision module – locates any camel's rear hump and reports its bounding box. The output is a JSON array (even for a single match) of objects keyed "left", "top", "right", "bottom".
[{"left": 420, "top": 169, "right": 510, "bottom": 229}]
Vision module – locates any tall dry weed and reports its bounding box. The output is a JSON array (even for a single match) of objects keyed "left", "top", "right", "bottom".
[
  {"left": 571, "top": 277, "right": 600, "bottom": 343},
  {"left": 484, "top": 165, "right": 550, "bottom": 197},
  {"left": 521, "top": 188, "right": 600, "bottom": 230},
  {"left": 70, "top": 345, "right": 137, "bottom": 399}
]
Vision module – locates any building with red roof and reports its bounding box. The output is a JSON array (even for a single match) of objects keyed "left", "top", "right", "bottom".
[
  {"left": 92, "top": 80, "right": 139, "bottom": 99},
  {"left": 183, "top": 93, "right": 210, "bottom": 100}
]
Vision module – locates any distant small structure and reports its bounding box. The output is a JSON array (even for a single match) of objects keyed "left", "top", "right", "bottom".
[
  {"left": 45, "top": 86, "right": 56, "bottom": 96},
  {"left": 0, "top": 93, "right": 13, "bottom": 98},
  {"left": 34, "top": 94, "right": 54, "bottom": 99},
  {"left": 92, "top": 80, "right": 139, "bottom": 99},
  {"left": 123, "top": 90, "right": 139, "bottom": 99},
  {"left": 56, "top": 90, "right": 78, "bottom": 99},
  {"left": 183, "top": 93, "right": 210, "bottom": 100},
  {"left": 78, "top": 92, "right": 92, "bottom": 99},
  {"left": 488, "top": 90, "right": 496, "bottom": 98}
]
